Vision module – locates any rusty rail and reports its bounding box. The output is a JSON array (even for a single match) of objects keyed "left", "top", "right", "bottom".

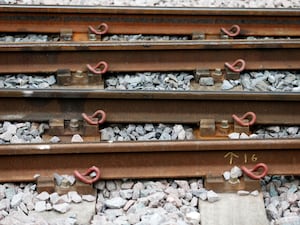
[
  {"left": 0, "top": 139, "right": 299, "bottom": 182},
  {"left": 0, "top": 90, "right": 299, "bottom": 125},
  {"left": 2, "top": 41, "right": 300, "bottom": 73},
  {"left": 1, "top": 6, "right": 300, "bottom": 40},
  {"left": 0, "top": 90, "right": 298, "bottom": 181}
]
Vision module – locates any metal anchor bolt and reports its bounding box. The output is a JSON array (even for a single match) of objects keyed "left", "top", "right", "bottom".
[
  {"left": 220, "top": 120, "right": 229, "bottom": 129},
  {"left": 88, "top": 33, "right": 97, "bottom": 41},
  {"left": 74, "top": 70, "right": 83, "bottom": 78},
  {"left": 214, "top": 68, "right": 222, "bottom": 76},
  {"left": 211, "top": 68, "right": 223, "bottom": 82},
  {"left": 69, "top": 119, "right": 79, "bottom": 132}
]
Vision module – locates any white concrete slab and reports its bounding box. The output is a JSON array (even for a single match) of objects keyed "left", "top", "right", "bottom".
[{"left": 199, "top": 193, "right": 269, "bottom": 225}]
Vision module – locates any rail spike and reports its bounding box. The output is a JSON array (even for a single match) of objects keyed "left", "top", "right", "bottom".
[
  {"left": 82, "top": 110, "right": 106, "bottom": 125},
  {"left": 220, "top": 24, "right": 241, "bottom": 37},
  {"left": 86, "top": 61, "right": 109, "bottom": 75},
  {"left": 88, "top": 23, "right": 109, "bottom": 35},
  {"left": 74, "top": 166, "right": 101, "bottom": 185},
  {"left": 232, "top": 111, "right": 256, "bottom": 127},
  {"left": 241, "top": 163, "right": 268, "bottom": 180},
  {"left": 224, "top": 59, "right": 246, "bottom": 73}
]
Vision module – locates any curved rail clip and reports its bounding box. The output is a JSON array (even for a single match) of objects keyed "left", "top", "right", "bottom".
[
  {"left": 88, "top": 23, "right": 109, "bottom": 35},
  {"left": 74, "top": 166, "right": 101, "bottom": 185},
  {"left": 82, "top": 109, "right": 106, "bottom": 125},
  {"left": 224, "top": 59, "right": 246, "bottom": 73},
  {"left": 241, "top": 163, "right": 268, "bottom": 180},
  {"left": 86, "top": 61, "right": 109, "bottom": 75},
  {"left": 232, "top": 111, "right": 256, "bottom": 126},
  {"left": 220, "top": 24, "right": 241, "bottom": 37}
]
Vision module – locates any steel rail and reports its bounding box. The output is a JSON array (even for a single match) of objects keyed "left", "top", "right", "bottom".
[
  {"left": 0, "top": 6, "right": 300, "bottom": 39},
  {"left": 0, "top": 90, "right": 299, "bottom": 125},
  {"left": 0, "top": 139, "right": 298, "bottom": 182},
  {"left": 1, "top": 41, "right": 300, "bottom": 73}
]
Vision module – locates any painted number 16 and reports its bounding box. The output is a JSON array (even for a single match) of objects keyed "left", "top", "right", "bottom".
[{"left": 224, "top": 152, "right": 258, "bottom": 165}]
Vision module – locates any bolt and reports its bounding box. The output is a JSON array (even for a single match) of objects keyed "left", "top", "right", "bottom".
[
  {"left": 219, "top": 119, "right": 230, "bottom": 135},
  {"left": 88, "top": 33, "right": 97, "bottom": 41},
  {"left": 64, "top": 36, "right": 72, "bottom": 41},
  {"left": 60, "top": 179, "right": 71, "bottom": 188},
  {"left": 61, "top": 33, "right": 72, "bottom": 41},
  {"left": 74, "top": 70, "right": 83, "bottom": 78},
  {"left": 220, "top": 120, "right": 229, "bottom": 129},
  {"left": 220, "top": 33, "right": 229, "bottom": 39},
  {"left": 69, "top": 119, "right": 79, "bottom": 132},
  {"left": 211, "top": 68, "right": 223, "bottom": 83},
  {"left": 228, "top": 177, "right": 240, "bottom": 185},
  {"left": 214, "top": 68, "right": 222, "bottom": 76}
]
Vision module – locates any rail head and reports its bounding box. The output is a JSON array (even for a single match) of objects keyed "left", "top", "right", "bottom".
[{"left": 0, "top": 5, "right": 300, "bottom": 16}]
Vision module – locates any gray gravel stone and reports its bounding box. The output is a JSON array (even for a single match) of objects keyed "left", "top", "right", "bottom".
[
  {"left": 36, "top": 191, "right": 50, "bottom": 201},
  {"left": 207, "top": 190, "right": 220, "bottom": 203},
  {"left": 223, "top": 171, "right": 231, "bottom": 181},
  {"left": 228, "top": 132, "right": 240, "bottom": 139},
  {"left": 0, "top": 74, "right": 56, "bottom": 89},
  {"left": 230, "top": 166, "right": 243, "bottom": 179},
  {"left": 34, "top": 201, "right": 47, "bottom": 212},
  {"left": 274, "top": 216, "right": 300, "bottom": 225},
  {"left": 240, "top": 71, "right": 300, "bottom": 92},
  {"left": 0, "top": 121, "right": 48, "bottom": 144},
  {"left": 53, "top": 202, "right": 70, "bottom": 213},
  {"left": 120, "top": 190, "right": 133, "bottom": 200},
  {"left": 4, "top": 187, "right": 16, "bottom": 200},
  {"left": 10, "top": 192, "right": 23, "bottom": 208},
  {"left": 68, "top": 191, "right": 82, "bottom": 203},
  {"left": 101, "top": 123, "right": 194, "bottom": 142},
  {"left": 105, "top": 72, "right": 193, "bottom": 91},
  {"left": 221, "top": 80, "right": 235, "bottom": 90},
  {"left": 186, "top": 211, "right": 201, "bottom": 224},
  {"left": 262, "top": 176, "right": 300, "bottom": 224},
  {"left": 105, "top": 197, "right": 127, "bottom": 209},
  {"left": 71, "top": 134, "right": 83, "bottom": 142},
  {"left": 237, "top": 190, "right": 250, "bottom": 196},
  {"left": 50, "top": 136, "right": 60, "bottom": 143},
  {"left": 106, "top": 181, "right": 117, "bottom": 191}
]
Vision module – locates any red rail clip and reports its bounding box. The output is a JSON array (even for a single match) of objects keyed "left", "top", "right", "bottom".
[
  {"left": 220, "top": 24, "right": 241, "bottom": 37},
  {"left": 74, "top": 166, "right": 101, "bottom": 184},
  {"left": 82, "top": 110, "right": 106, "bottom": 125},
  {"left": 224, "top": 59, "right": 246, "bottom": 73},
  {"left": 86, "top": 61, "right": 109, "bottom": 75},
  {"left": 232, "top": 111, "right": 256, "bottom": 126},
  {"left": 88, "top": 23, "right": 109, "bottom": 35},
  {"left": 241, "top": 163, "right": 268, "bottom": 180}
]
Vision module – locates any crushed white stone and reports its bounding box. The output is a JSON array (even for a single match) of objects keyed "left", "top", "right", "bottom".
[
  {"left": 71, "top": 134, "right": 84, "bottom": 143},
  {"left": 36, "top": 191, "right": 50, "bottom": 201},
  {"left": 207, "top": 190, "right": 220, "bottom": 203},
  {"left": 53, "top": 202, "right": 71, "bottom": 213}
]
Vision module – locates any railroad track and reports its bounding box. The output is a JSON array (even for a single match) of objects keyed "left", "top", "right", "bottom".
[
  {"left": 0, "top": 5, "right": 299, "bottom": 225},
  {"left": 0, "top": 5, "right": 299, "bottom": 188}
]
